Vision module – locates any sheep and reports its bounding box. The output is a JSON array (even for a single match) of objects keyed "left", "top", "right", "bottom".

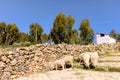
[
  {"left": 88, "top": 52, "right": 99, "bottom": 69},
  {"left": 77, "top": 52, "right": 90, "bottom": 69},
  {"left": 49, "top": 61, "right": 56, "bottom": 70},
  {"left": 49, "top": 59, "right": 65, "bottom": 70},
  {"left": 78, "top": 52, "right": 99, "bottom": 69},
  {"left": 54, "top": 59, "right": 65, "bottom": 70},
  {"left": 62, "top": 55, "right": 73, "bottom": 68}
]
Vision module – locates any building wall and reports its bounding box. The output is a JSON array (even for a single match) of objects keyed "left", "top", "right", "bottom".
[{"left": 96, "top": 33, "right": 116, "bottom": 44}]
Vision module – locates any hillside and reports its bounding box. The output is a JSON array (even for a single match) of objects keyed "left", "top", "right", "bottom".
[{"left": 0, "top": 43, "right": 120, "bottom": 80}]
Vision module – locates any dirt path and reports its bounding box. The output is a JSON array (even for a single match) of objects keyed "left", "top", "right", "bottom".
[{"left": 14, "top": 69, "right": 120, "bottom": 80}]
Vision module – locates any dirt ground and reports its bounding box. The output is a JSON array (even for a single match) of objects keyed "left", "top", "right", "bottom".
[
  {"left": 14, "top": 52, "right": 120, "bottom": 80},
  {"left": 14, "top": 68, "right": 120, "bottom": 80}
]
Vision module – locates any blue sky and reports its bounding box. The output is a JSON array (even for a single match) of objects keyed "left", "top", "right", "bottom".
[{"left": 0, "top": 0, "right": 120, "bottom": 35}]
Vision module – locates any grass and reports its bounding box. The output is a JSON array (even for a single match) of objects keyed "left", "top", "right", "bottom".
[
  {"left": 94, "top": 67, "right": 107, "bottom": 71},
  {"left": 73, "top": 65, "right": 84, "bottom": 69},
  {"left": 100, "top": 51, "right": 120, "bottom": 57},
  {"left": 40, "top": 69, "right": 49, "bottom": 73},
  {"left": 95, "top": 66, "right": 120, "bottom": 72},
  {"left": 99, "top": 60, "right": 120, "bottom": 62},
  {"left": 108, "top": 67, "right": 120, "bottom": 72},
  {"left": 73, "top": 64, "right": 120, "bottom": 72}
]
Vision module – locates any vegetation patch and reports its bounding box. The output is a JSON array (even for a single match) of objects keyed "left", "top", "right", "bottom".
[
  {"left": 108, "top": 67, "right": 120, "bottom": 72},
  {"left": 73, "top": 64, "right": 120, "bottom": 72},
  {"left": 95, "top": 66, "right": 120, "bottom": 72},
  {"left": 73, "top": 65, "right": 84, "bottom": 69},
  {"left": 99, "top": 60, "right": 120, "bottom": 62},
  {"left": 100, "top": 52, "right": 120, "bottom": 57}
]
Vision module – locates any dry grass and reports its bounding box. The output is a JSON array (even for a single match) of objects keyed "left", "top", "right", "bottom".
[{"left": 73, "top": 64, "right": 120, "bottom": 72}]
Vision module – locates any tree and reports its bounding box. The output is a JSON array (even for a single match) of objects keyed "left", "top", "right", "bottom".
[
  {"left": 65, "top": 15, "right": 75, "bottom": 44},
  {"left": 50, "top": 13, "right": 67, "bottom": 44},
  {"left": 41, "top": 33, "right": 49, "bottom": 43},
  {"left": 71, "top": 29, "right": 79, "bottom": 44},
  {"left": 117, "top": 33, "right": 120, "bottom": 42},
  {"left": 18, "top": 32, "right": 30, "bottom": 42},
  {"left": 79, "top": 19, "right": 94, "bottom": 45},
  {"left": 50, "top": 13, "right": 76, "bottom": 44},
  {"left": 0, "top": 22, "right": 6, "bottom": 44},
  {"left": 109, "top": 29, "right": 117, "bottom": 39},
  {"left": 5, "top": 24, "right": 19, "bottom": 45},
  {"left": 29, "top": 23, "right": 43, "bottom": 43}
]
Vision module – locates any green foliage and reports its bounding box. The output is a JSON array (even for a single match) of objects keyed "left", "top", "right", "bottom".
[
  {"left": 50, "top": 13, "right": 67, "bottom": 44},
  {"left": 71, "top": 29, "right": 79, "bottom": 44},
  {"left": 79, "top": 19, "right": 94, "bottom": 45},
  {"left": 5, "top": 24, "right": 19, "bottom": 45},
  {"left": 29, "top": 23, "right": 43, "bottom": 43},
  {"left": 117, "top": 33, "right": 120, "bottom": 42},
  {"left": 0, "top": 22, "right": 6, "bottom": 44},
  {"left": 41, "top": 33, "right": 49, "bottom": 43},
  {"left": 109, "top": 29, "right": 120, "bottom": 42},
  {"left": 109, "top": 29, "right": 117, "bottom": 39},
  {"left": 65, "top": 15, "right": 75, "bottom": 44},
  {"left": 18, "top": 32, "right": 30, "bottom": 42},
  {"left": 50, "top": 13, "right": 78, "bottom": 44}
]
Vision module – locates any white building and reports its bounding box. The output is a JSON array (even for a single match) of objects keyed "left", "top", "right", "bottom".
[{"left": 96, "top": 33, "right": 116, "bottom": 44}]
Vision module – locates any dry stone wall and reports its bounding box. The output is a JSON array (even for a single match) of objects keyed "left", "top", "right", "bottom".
[{"left": 0, "top": 43, "right": 120, "bottom": 80}]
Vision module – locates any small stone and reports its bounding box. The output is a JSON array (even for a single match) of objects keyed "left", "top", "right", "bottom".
[
  {"left": 0, "top": 62, "right": 6, "bottom": 69},
  {"left": 35, "top": 50, "right": 43, "bottom": 56},
  {"left": 11, "top": 59, "right": 17, "bottom": 66},
  {"left": 9, "top": 51, "right": 14, "bottom": 55},
  {"left": 30, "top": 61, "right": 36, "bottom": 66},
  {"left": 30, "top": 54, "right": 35, "bottom": 58},
  {"left": 34, "top": 56, "right": 39, "bottom": 61},
  {"left": 8, "top": 55, "right": 14, "bottom": 60},
  {"left": 10, "top": 74, "right": 18, "bottom": 79},
  {"left": 6, "top": 59, "right": 11, "bottom": 63},
  {"left": 1, "top": 56, "right": 7, "bottom": 62},
  {"left": 4, "top": 66, "right": 13, "bottom": 72},
  {"left": 35, "top": 44, "right": 42, "bottom": 47},
  {"left": 18, "top": 56, "right": 25, "bottom": 63},
  {"left": 24, "top": 55, "right": 29, "bottom": 59}
]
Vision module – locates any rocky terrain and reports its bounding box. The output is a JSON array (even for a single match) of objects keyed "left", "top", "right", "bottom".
[
  {"left": 0, "top": 43, "right": 120, "bottom": 80},
  {"left": 14, "top": 51, "right": 120, "bottom": 80}
]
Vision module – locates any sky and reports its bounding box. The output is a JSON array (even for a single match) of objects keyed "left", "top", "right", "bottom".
[{"left": 0, "top": 0, "right": 120, "bottom": 35}]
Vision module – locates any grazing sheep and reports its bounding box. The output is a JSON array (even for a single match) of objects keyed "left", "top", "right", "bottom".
[
  {"left": 88, "top": 52, "right": 99, "bottom": 69},
  {"left": 78, "top": 52, "right": 99, "bottom": 69},
  {"left": 54, "top": 59, "right": 65, "bottom": 70},
  {"left": 49, "top": 61, "right": 56, "bottom": 70},
  {"left": 49, "top": 59, "right": 65, "bottom": 70},
  {"left": 78, "top": 53, "right": 90, "bottom": 69},
  {"left": 62, "top": 55, "right": 73, "bottom": 68}
]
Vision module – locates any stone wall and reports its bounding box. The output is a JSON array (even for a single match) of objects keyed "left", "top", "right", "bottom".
[{"left": 0, "top": 43, "right": 120, "bottom": 80}]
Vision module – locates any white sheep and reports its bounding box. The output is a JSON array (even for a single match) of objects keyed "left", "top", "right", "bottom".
[
  {"left": 49, "top": 61, "right": 56, "bottom": 70},
  {"left": 62, "top": 55, "right": 73, "bottom": 68},
  {"left": 49, "top": 59, "right": 65, "bottom": 70},
  {"left": 78, "top": 52, "right": 90, "bottom": 69},
  {"left": 54, "top": 59, "right": 65, "bottom": 70},
  {"left": 88, "top": 52, "right": 99, "bottom": 69},
  {"left": 78, "top": 52, "right": 99, "bottom": 69}
]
